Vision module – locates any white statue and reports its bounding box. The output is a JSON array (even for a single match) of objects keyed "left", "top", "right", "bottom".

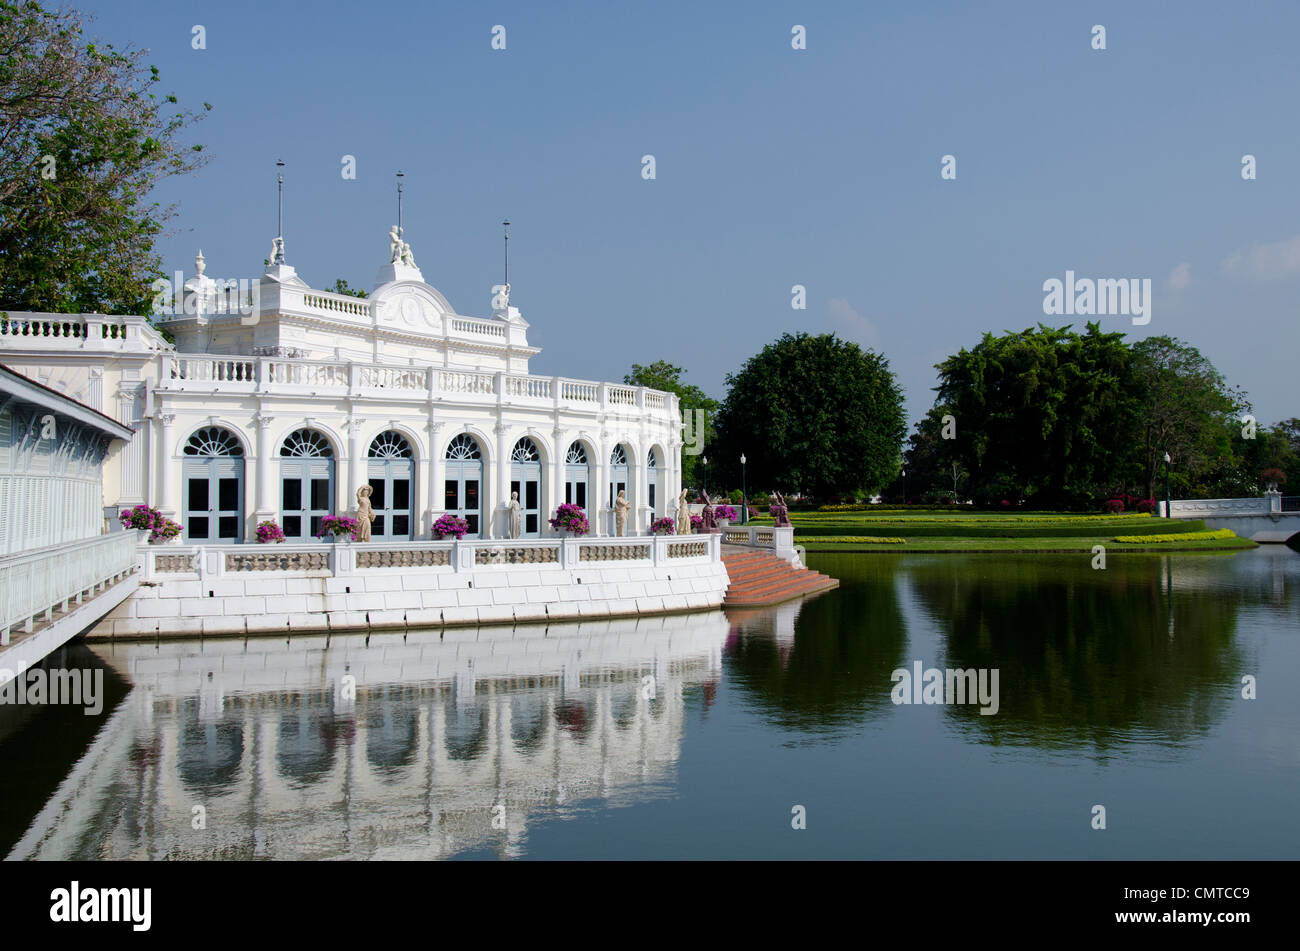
[
  {"left": 269, "top": 236, "right": 284, "bottom": 265},
  {"left": 507, "top": 491, "right": 522, "bottom": 539},
  {"left": 676, "top": 488, "right": 690, "bottom": 534},
  {"left": 355, "top": 485, "right": 375, "bottom": 542},
  {"left": 614, "top": 489, "right": 631, "bottom": 537},
  {"left": 388, "top": 226, "right": 403, "bottom": 263},
  {"left": 401, "top": 240, "right": 416, "bottom": 268}
]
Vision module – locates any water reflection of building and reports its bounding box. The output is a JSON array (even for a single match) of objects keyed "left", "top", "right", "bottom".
[{"left": 8, "top": 614, "right": 727, "bottom": 860}]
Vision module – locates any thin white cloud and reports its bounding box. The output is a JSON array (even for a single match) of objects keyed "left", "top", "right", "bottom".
[
  {"left": 828, "top": 297, "right": 880, "bottom": 349},
  {"left": 1222, "top": 235, "right": 1300, "bottom": 280},
  {"left": 1166, "top": 262, "right": 1191, "bottom": 290}
]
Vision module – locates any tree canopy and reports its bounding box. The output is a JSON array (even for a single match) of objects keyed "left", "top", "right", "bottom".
[
  {"left": 712, "top": 332, "right": 907, "bottom": 498},
  {"left": 0, "top": 0, "right": 209, "bottom": 315},
  {"left": 623, "top": 360, "right": 718, "bottom": 490}
]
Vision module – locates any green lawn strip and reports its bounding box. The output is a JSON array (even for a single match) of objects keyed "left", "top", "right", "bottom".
[
  {"left": 798, "top": 535, "right": 1256, "bottom": 553},
  {"left": 784, "top": 519, "right": 1204, "bottom": 539}
]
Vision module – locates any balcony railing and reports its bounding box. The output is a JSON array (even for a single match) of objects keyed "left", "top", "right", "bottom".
[{"left": 0, "top": 532, "right": 142, "bottom": 645}]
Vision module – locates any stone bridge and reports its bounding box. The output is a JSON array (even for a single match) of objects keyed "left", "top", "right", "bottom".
[{"left": 1161, "top": 494, "right": 1300, "bottom": 544}]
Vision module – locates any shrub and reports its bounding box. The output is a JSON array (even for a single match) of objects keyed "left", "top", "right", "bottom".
[
  {"left": 1134, "top": 498, "right": 1157, "bottom": 514},
  {"left": 713, "top": 504, "right": 738, "bottom": 522},
  {"left": 256, "top": 520, "right": 285, "bottom": 543},
  {"left": 317, "top": 515, "right": 360, "bottom": 540},
  {"left": 1113, "top": 529, "right": 1237, "bottom": 543},
  {"left": 432, "top": 513, "right": 470, "bottom": 539},
  {"left": 549, "top": 503, "right": 589, "bottom": 536},
  {"left": 689, "top": 514, "right": 704, "bottom": 532},
  {"left": 118, "top": 504, "right": 182, "bottom": 544},
  {"left": 650, "top": 516, "right": 675, "bottom": 535},
  {"left": 751, "top": 492, "right": 771, "bottom": 508},
  {"left": 727, "top": 489, "right": 743, "bottom": 504},
  {"left": 1102, "top": 499, "right": 1125, "bottom": 514},
  {"left": 1261, "top": 467, "right": 1287, "bottom": 487}
]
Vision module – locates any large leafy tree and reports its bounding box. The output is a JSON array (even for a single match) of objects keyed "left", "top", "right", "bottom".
[
  {"left": 623, "top": 360, "right": 719, "bottom": 490},
  {"left": 0, "top": 0, "right": 209, "bottom": 315},
  {"left": 1130, "top": 336, "right": 1245, "bottom": 499},
  {"left": 933, "top": 323, "right": 1141, "bottom": 507},
  {"left": 712, "top": 332, "right": 906, "bottom": 499}
]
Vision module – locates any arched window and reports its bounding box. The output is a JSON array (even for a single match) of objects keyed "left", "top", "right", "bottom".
[
  {"left": 565, "top": 443, "right": 588, "bottom": 465},
  {"left": 444, "top": 433, "right": 483, "bottom": 536},
  {"left": 182, "top": 426, "right": 245, "bottom": 542},
  {"left": 279, "top": 429, "right": 334, "bottom": 540},
  {"left": 610, "top": 444, "right": 628, "bottom": 466},
  {"left": 565, "top": 441, "right": 590, "bottom": 509},
  {"left": 608, "top": 442, "right": 631, "bottom": 530},
  {"left": 647, "top": 446, "right": 663, "bottom": 516},
  {"left": 368, "top": 432, "right": 414, "bottom": 539},
  {"left": 510, "top": 437, "right": 542, "bottom": 536}
]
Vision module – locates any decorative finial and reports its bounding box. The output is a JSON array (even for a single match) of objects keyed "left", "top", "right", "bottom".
[
  {"left": 396, "top": 170, "right": 405, "bottom": 239},
  {"left": 274, "top": 159, "right": 286, "bottom": 264},
  {"left": 195, "top": 249, "right": 205, "bottom": 277}
]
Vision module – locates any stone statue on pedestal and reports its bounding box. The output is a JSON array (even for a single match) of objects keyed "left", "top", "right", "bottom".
[
  {"left": 270, "top": 236, "right": 285, "bottom": 265},
  {"left": 700, "top": 490, "right": 717, "bottom": 533},
  {"left": 507, "top": 491, "right": 522, "bottom": 539},
  {"left": 388, "top": 226, "right": 403, "bottom": 263},
  {"left": 355, "top": 485, "right": 375, "bottom": 542},
  {"left": 614, "top": 489, "right": 631, "bottom": 536},
  {"left": 676, "top": 488, "right": 690, "bottom": 534},
  {"left": 771, "top": 491, "right": 791, "bottom": 528}
]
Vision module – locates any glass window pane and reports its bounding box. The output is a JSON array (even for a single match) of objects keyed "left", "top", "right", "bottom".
[
  {"left": 218, "top": 516, "right": 239, "bottom": 538},
  {"left": 188, "top": 478, "right": 208, "bottom": 512},
  {"left": 311, "top": 478, "right": 330, "bottom": 510},
  {"left": 565, "top": 483, "right": 573, "bottom": 505},
  {"left": 511, "top": 479, "right": 521, "bottom": 499},
  {"left": 467, "top": 514, "right": 478, "bottom": 534},
  {"left": 373, "top": 515, "right": 385, "bottom": 536},
  {"left": 576, "top": 483, "right": 586, "bottom": 508},
  {"left": 284, "top": 515, "right": 301, "bottom": 537},
  {"left": 393, "top": 515, "right": 409, "bottom": 536},
  {"left": 445, "top": 480, "right": 458, "bottom": 510},
  {"left": 283, "top": 478, "right": 302, "bottom": 510},
  {"left": 310, "top": 515, "right": 322, "bottom": 537},
  {"left": 465, "top": 480, "right": 478, "bottom": 507},
  {"left": 188, "top": 516, "right": 209, "bottom": 539},
  {"left": 392, "top": 479, "right": 409, "bottom": 509},
  {"left": 526, "top": 513, "right": 537, "bottom": 534},
  {"left": 526, "top": 481, "right": 538, "bottom": 509},
  {"left": 219, "top": 478, "right": 239, "bottom": 511},
  {"left": 369, "top": 478, "right": 385, "bottom": 509}
]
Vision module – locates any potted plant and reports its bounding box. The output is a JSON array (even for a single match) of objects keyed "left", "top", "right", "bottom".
[
  {"left": 713, "top": 503, "right": 737, "bottom": 526},
  {"left": 432, "top": 513, "right": 470, "bottom": 540},
  {"left": 256, "top": 520, "right": 286, "bottom": 543},
  {"left": 118, "top": 504, "right": 182, "bottom": 544},
  {"left": 548, "top": 503, "right": 590, "bottom": 537},
  {"left": 689, "top": 514, "right": 704, "bottom": 534},
  {"left": 1261, "top": 468, "right": 1287, "bottom": 493},
  {"left": 650, "top": 516, "right": 676, "bottom": 535},
  {"left": 317, "top": 515, "right": 360, "bottom": 542}
]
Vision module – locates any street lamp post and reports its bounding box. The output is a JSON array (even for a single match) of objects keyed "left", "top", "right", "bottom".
[
  {"left": 901, "top": 468, "right": 907, "bottom": 505},
  {"left": 740, "top": 453, "right": 748, "bottom": 525},
  {"left": 702, "top": 455, "right": 708, "bottom": 497},
  {"left": 1170, "top": 449, "right": 1180, "bottom": 517}
]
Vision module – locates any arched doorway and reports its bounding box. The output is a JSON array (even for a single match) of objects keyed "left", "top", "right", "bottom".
[
  {"left": 609, "top": 443, "right": 631, "bottom": 525},
  {"left": 368, "top": 431, "right": 414, "bottom": 540},
  {"left": 280, "top": 428, "right": 335, "bottom": 541},
  {"left": 182, "top": 426, "right": 245, "bottom": 543},
  {"left": 647, "top": 446, "right": 663, "bottom": 518},
  {"left": 510, "top": 436, "right": 542, "bottom": 536},
  {"left": 444, "top": 433, "right": 483, "bottom": 537},
  {"left": 564, "top": 441, "right": 589, "bottom": 510}
]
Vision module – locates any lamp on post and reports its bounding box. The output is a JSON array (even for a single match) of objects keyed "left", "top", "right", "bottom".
[
  {"left": 901, "top": 468, "right": 907, "bottom": 505},
  {"left": 702, "top": 455, "right": 708, "bottom": 496},
  {"left": 1170, "top": 452, "right": 1180, "bottom": 519},
  {"left": 740, "top": 453, "right": 748, "bottom": 525}
]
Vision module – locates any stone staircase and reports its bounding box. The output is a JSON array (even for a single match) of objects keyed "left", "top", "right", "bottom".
[{"left": 721, "top": 547, "right": 838, "bottom": 607}]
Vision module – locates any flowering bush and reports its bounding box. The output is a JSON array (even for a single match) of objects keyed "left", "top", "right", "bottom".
[
  {"left": 689, "top": 514, "right": 704, "bottom": 533},
  {"left": 651, "top": 516, "right": 675, "bottom": 535},
  {"left": 549, "top": 503, "right": 589, "bottom": 536},
  {"left": 1261, "top": 467, "right": 1287, "bottom": 487},
  {"left": 432, "top": 513, "right": 470, "bottom": 539},
  {"left": 256, "top": 520, "right": 286, "bottom": 544},
  {"left": 118, "top": 504, "right": 182, "bottom": 544},
  {"left": 317, "top": 515, "right": 360, "bottom": 540},
  {"left": 713, "top": 504, "right": 737, "bottom": 522},
  {"left": 1134, "top": 498, "right": 1157, "bottom": 514},
  {"left": 1102, "top": 499, "right": 1125, "bottom": 514}
]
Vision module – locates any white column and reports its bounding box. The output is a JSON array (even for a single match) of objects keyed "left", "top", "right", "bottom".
[
  {"left": 595, "top": 434, "right": 610, "bottom": 537},
  {"left": 633, "top": 446, "right": 649, "bottom": 535},
  {"left": 116, "top": 383, "right": 145, "bottom": 505},
  {"left": 157, "top": 413, "right": 178, "bottom": 517},
  {"left": 346, "top": 417, "right": 366, "bottom": 516},
  {"left": 549, "top": 426, "right": 565, "bottom": 535},
  {"left": 426, "top": 419, "right": 443, "bottom": 537},
  {"left": 254, "top": 413, "right": 276, "bottom": 527},
  {"left": 494, "top": 422, "right": 510, "bottom": 538}
]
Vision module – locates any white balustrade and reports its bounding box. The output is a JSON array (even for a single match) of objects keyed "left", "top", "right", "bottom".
[
  {"left": 504, "top": 375, "right": 551, "bottom": 399},
  {"left": 560, "top": 380, "right": 598, "bottom": 402},
  {"left": 450, "top": 317, "right": 506, "bottom": 338},
  {"left": 0, "top": 532, "right": 141, "bottom": 644}
]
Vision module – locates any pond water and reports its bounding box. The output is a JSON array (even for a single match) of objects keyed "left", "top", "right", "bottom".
[{"left": 2, "top": 547, "right": 1296, "bottom": 860}]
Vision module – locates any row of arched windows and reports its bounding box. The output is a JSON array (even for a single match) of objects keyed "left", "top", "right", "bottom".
[{"left": 180, "top": 427, "right": 664, "bottom": 542}]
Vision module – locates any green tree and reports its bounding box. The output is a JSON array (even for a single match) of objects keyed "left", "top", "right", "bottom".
[
  {"left": 933, "top": 323, "right": 1141, "bottom": 507},
  {"left": 1130, "top": 336, "right": 1245, "bottom": 499},
  {"left": 623, "top": 360, "right": 718, "bottom": 490},
  {"left": 712, "top": 332, "right": 906, "bottom": 499},
  {"left": 329, "top": 278, "right": 367, "bottom": 298},
  {"left": 0, "top": 0, "right": 209, "bottom": 315}
]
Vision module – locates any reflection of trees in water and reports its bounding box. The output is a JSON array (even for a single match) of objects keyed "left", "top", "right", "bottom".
[
  {"left": 725, "top": 555, "right": 908, "bottom": 734},
  {"left": 554, "top": 699, "right": 589, "bottom": 735},
  {"left": 364, "top": 684, "right": 418, "bottom": 776},
  {"left": 906, "top": 556, "right": 1244, "bottom": 750},
  {"left": 276, "top": 690, "right": 337, "bottom": 787},
  {"left": 443, "top": 703, "right": 488, "bottom": 761},
  {"left": 177, "top": 697, "right": 244, "bottom": 792}
]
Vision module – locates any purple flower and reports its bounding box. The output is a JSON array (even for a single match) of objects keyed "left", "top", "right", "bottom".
[
  {"left": 432, "top": 514, "right": 470, "bottom": 539},
  {"left": 549, "top": 503, "right": 589, "bottom": 536}
]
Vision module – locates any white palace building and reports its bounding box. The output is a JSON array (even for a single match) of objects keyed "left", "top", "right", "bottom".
[
  {"left": 0, "top": 228, "right": 763, "bottom": 644},
  {"left": 1, "top": 233, "right": 683, "bottom": 544}
]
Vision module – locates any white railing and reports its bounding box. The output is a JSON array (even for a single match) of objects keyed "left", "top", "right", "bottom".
[
  {"left": 608, "top": 385, "right": 636, "bottom": 406},
  {"left": 450, "top": 317, "right": 506, "bottom": 338},
  {"left": 1164, "top": 497, "right": 1274, "bottom": 517},
  {"left": 172, "top": 356, "right": 256, "bottom": 382},
  {"left": 0, "top": 314, "right": 168, "bottom": 352},
  {"left": 264, "top": 359, "right": 349, "bottom": 387},
  {"left": 0, "top": 532, "right": 141, "bottom": 644},
  {"left": 440, "top": 370, "right": 495, "bottom": 395},
  {"left": 719, "top": 525, "right": 799, "bottom": 563},
  {"left": 359, "top": 365, "right": 425, "bottom": 390},
  {"left": 561, "top": 380, "right": 598, "bottom": 402},
  {"left": 302, "top": 293, "right": 370, "bottom": 318},
  {"left": 505, "top": 375, "right": 551, "bottom": 399},
  {"left": 143, "top": 533, "right": 721, "bottom": 581}
]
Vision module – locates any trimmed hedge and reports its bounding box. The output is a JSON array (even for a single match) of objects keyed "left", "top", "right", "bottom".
[{"left": 1113, "top": 529, "right": 1237, "bottom": 543}]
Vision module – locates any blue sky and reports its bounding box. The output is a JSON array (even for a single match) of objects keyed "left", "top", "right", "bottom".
[{"left": 79, "top": 0, "right": 1300, "bottom": 427}]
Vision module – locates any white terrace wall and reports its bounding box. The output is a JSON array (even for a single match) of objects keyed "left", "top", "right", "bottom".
[{"left": 92, "top": 534, "right": 728, "bottom": 639}]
